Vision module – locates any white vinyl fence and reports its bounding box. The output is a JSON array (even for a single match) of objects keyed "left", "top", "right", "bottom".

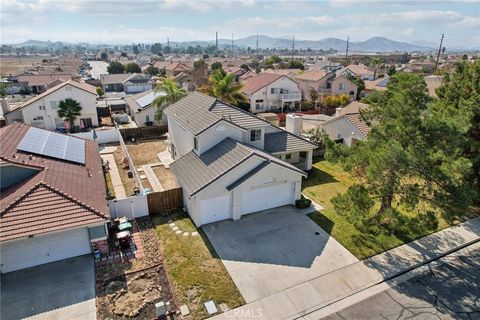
[
  {"left": 108, "top": 195, "right": 149, "bottom": 219},
  {"left": 71, "top": 127, "right": 120, "bottom": 144}
]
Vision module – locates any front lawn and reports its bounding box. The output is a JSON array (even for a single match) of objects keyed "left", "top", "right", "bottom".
[
  {"left": 152, "top": 211, "right": 244, "bottom": 319},
  {"left": 303, "top": 160, "right": 454, "bottom": 260}
]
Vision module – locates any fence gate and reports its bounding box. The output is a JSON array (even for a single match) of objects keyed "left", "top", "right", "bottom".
[{"left": 147, "top": 188, "right": 183, "bottom": 215}]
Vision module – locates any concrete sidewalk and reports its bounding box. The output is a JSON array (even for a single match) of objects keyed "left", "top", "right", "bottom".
[
  {"left": 101, "top": 153, "right": 126, "bottom": 199},
  {"left": 209, "top": 217, "right": 480, "bottom": 320}
]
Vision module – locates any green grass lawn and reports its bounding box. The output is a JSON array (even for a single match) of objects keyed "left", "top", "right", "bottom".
[
  {"left": 152, "top": 211, "right": 244, "bottom": 319},
  {"left": 302, "top": 160, "right": 454, "bottom": 260}
]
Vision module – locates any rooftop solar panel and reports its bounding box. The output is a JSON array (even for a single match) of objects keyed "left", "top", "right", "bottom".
[
  {"left": 17, "top": 127, "right": 86, "bottom": 164},
  {"left": 136, "top": 91, "right": 166, "bottom": 109}
]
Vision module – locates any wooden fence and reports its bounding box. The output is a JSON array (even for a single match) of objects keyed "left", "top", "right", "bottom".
[
  {"left": 120, "top": 125, "right": 168, "bottom": 141},
  {"left": 147, "top": 187, "right": 183, "bottom": 215}
]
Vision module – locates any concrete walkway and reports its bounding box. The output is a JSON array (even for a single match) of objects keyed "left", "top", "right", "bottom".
[
  {"left": 157, "top": 149, "right": 174, "bottom": 168},
  {"left": 209, "top": 217, "right": 480, "bottom": 320},
  {"left": 101, "top": 153, "right": 126, "bottom": 199},
  {"left": 141, "top": 163, "right": 164, "bottom": 192}
]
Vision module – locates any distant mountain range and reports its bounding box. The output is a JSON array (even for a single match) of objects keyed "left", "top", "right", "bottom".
[{"left": 8, "top": 36, "right": 479, "bottom": 52}]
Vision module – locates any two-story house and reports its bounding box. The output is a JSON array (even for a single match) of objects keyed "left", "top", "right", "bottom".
[
  {"left": 295, "top": 70, "right": 357, "bottom": 103},
  {"left": 100, "top": 73, "right": 152, "bottom": 94},
  {"left": 241, "top": 73, "right": 302, "bottom": 114},
  {"left": 164, "top": 92, "right": 317, "bottom": 227},
  {"left": 3, "top": 80, "right": 99, "bottom": 131}
]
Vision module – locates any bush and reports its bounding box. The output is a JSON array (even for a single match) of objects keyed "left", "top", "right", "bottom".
[{"left": 295, "top": 197, "right": 312, "bottom": 209}]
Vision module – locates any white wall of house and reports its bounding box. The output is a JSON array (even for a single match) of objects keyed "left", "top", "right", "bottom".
[
  {"left": 167, "top": 116, "right": 194, "bottom": 159},
  {"left": 196, "top": 121, "right": 244, "bottom": 155},
  {"left": 20, "top": 85, "right": 98, "bottom": 130},
  {"left": 248, "top": 76, "right": 301, "bottom": 113},
  {"left": 124, "top": 83, "right": 153, "bottom": 94},
  {"left": 132, "top": 107, "right": 156, "bottom": 127},
  {"left": 4, "top": 109, "right": 24, "bottom": 124},
  {"left": 71, "top": 127, "right": 120, "bottom": 144},
  {"left": 321, "top": 116, "right": 365, "bottom": 147}
]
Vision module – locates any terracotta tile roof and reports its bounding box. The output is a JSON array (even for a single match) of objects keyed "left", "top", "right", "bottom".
[
  {"left": 336, "top": 101, "right": 369, "bottom": 116},
  {"left": 264, "top": 69, "right": 302, "bottom": 76},
  {"left": 17, "top": 80, "right": 97, "bottom": 111},
  {"left": 294, "top": 70, "right": 329, "bottom": 82},
  {"left": 15, "top": 74, "right": 74, "bottom": 86},
  {"left": 165, "top": 62, "right": 192, "bottom": 72},
  {"left": 346, "top": 64, "right": 373, "bottom": 76},
  {"left": 241, "top": 73, "right": 283, "bottom": 95},
  {"left": 0, "top": 122, "right": 109, "bottom": 242}
]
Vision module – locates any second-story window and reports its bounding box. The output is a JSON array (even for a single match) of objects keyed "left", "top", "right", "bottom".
[
  {"left": 50, "top": 101, "right": 58, "bottom": 109},
  {"left": 339, "top": 83, "right": 345, "bottom": 90},
  {"left": 250, "top": 129, "right": 261, "bottom": 142}
]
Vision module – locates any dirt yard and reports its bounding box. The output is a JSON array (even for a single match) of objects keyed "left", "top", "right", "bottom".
[
  {"left": 96, "top": 217, "right": 177, "bottom": 319},
  {"left": 126, "top": 140, "right": 167, "bottom": 166},
  {"left": 153, "top": 166, "right": 177, "bottom": 190},
  {"left": 0, "top": 55, "right": 45, "bottom": 75},
  {"left": 112, "top": 147, "right": 137, "bottom": 196}
]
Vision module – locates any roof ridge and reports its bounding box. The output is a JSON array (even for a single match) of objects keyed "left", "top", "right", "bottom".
[{"left": 1, "top": 180, "right": 44, "bottom": 216}]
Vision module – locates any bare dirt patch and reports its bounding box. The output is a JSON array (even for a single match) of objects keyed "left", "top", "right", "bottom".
[
  {"left": 153, "top": 166, "right": 176, "bottom": 190},
  {"left": 96, "top": 217, "right": 177, "bottom": 319},
  {"left": 126, "top": 140, "right": 167, "bottom": 166}
]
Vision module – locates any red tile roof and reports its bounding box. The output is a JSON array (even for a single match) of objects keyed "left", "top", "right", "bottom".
[
  {"left": 241, "top": 73, "right": 283, "bottom": 95},
  {"left": 0, "top": 122, "right": 109, "bottom": 242},
  {"left": 165, "top": 62, "right": 192, "bottom": 72},
  {"left": 15, "top": 73, "right": 74, "bottom": 86},
  {"left": 294, "top": 70, "right": 329, "bottom": 81}
]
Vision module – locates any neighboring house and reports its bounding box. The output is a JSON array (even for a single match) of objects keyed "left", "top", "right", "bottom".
[
  {"left": 263, "top": 69, "right": 302, "bottom": 79},
  {"left": 125, "top": 89, "right": 167, "bottom": 126},
  {"left": 165, "top": 62, "right": 192, "bottom": 78},
  {"left": 0, "top": 122, "right": 109, "bottom": 273},
  {"left": 238, "top": 70, "right": 256, "bottom": 82},
  {"left": 14, "top": 73, "right": 74, "bottom": 94},
  {"left": 310, "top": 60, "right": 343, "bottom": 73},
  {"left": 224, "top": 66, "right": 248, "bottom": 82},
  {"left": 165, "top": 92, "right": 317, "bottom": 227},
  {"left": 424, "top": 75, "right": 443, "bottom": 97},
  {"left": 100, "top": 73, "right": 152, "bottom": 94},
  {"left": 173, "top": 72, "right": 195, "bottom": 91},
  {"left": 364, "top": 77, "right": 389, "bottom": 96},
  {"left": 346, "top": 64, "right": 375, "bottom": 80},
  {"left": 3, "top": 80, "right": 99, "bottom": 131},
  {"left": 320, "top": 101, "right": 371, "bottom": 147},
  {"left": 295, "top": 70, "right": 357, "bottom": 102},
  {"left": 241, "top": 73, "right": 302, "bottom": 113}
]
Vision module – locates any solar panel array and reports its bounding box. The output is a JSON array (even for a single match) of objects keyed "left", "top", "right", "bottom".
[
  {"left": 17, "top": 127, "right": 86, "bottom": 164},
  {"left": 136, "top": 91, "right": 166, "bottom": 109}
]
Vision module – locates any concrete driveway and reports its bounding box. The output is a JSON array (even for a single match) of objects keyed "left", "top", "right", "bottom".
[
  {"left": 1, "top": 255, "right": 96, "bottom": 320},
  {"left": 203, "top": 206, "right": 358, "bottom": 303}
]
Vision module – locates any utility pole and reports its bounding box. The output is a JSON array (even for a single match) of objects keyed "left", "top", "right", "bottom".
[
  {"left": 231, "top": 34, "right": 234, "bottom": 57},
  {"left": 345, "top": 36, "right": 349, "bottom": 60},
  {"left": 292, "top": 35, "right": 295, "bottom": 59},
  {"left": 256, "top": 33, "right": 259, "bottom": 53},
  {"left": 435, "top": 33, "right": 445, "bottom": 70},
  {"left": 167, "top": 37, "right": 170, "bottom": 48},
  {"left": 215, "top": 31, "right": 218, "bottom": 52}
]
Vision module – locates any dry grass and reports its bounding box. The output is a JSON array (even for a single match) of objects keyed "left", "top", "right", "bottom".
[
  {"left": 126, "top": 140, "right": 166, "bottom": 166},
  {"left": 1, "top": 56, "right": 45, "bottom": 75},
  {"left": 152, "top": 211, "right": 244, "bottom": 319},
  {"left": 152, "top": 166, "right": 176, "bottom": 190}
]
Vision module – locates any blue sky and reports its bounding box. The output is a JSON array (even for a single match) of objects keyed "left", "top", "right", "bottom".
[{"left": 1, "top": 0, "right": 479, "bottom": 47}]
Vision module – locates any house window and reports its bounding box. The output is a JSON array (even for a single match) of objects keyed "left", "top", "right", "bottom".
[
  {"left": 270, "top": 88, "right": 278, "bottom": 94},
  {"left": 255, "top": 100, "right": 264, "bottom": 110},
  {"left": 286, "top": 153, "right": 292, "bottom": 160},
  {"left": 50, "top": 101, "right": 58, "bottom": 109},
  {"left": 39, "top": 105, "right": 45, "bottom": 111},
  {"left": 339, "top": 83, "right": 345, "bottom": 90},
  {"left": 146, "top": 115, "right": 150, "bottom": 122},
  {"left": 250, "top": 129, "right": 261, "bottom": 142},
  {"left": 194, "top": 137, "right": 198, "bottom": 150},
  {"left": 32, "top": 116, "right": 44, "bottom": 121}
]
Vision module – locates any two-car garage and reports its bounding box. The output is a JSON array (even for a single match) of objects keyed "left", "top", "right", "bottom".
[{"left": 0, "top": 227, "right": 92, "bottom": 273}]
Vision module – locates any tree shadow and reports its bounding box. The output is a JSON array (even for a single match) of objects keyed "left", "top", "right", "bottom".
[
  {"left": 302, "top": 166, "right": 338, "bottom": 189},
  {"left": 307, "top": 210, "right": 335, "bottom": 235}
]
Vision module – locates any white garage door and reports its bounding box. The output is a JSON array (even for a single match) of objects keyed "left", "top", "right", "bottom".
[
  {"left": 0, "top": 227, "right": 91, "bottom": 273},
  {"left": 200, "top": 195, "right": 231, "bottom": 225},
  {"left": 241, "top": 183, "right": 293, "bottom": 215}
]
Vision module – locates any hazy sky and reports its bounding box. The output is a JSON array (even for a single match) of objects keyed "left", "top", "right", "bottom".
[{"left": 1, "top": 0, "right": 479, "bottom": 47}]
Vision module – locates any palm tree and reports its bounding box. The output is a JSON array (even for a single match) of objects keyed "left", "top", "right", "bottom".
[
  {"left": 370, "top": 57, "right": 383, "bottom": 80},
  {"left": 208, "top": 70, "right": 247, "bottom": 106},
  {"left": 58, "top": 98, "right": 82, "bottom": 133},
  {"left": 153, "top": 77, "right": 187, "bottom": 121}
]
